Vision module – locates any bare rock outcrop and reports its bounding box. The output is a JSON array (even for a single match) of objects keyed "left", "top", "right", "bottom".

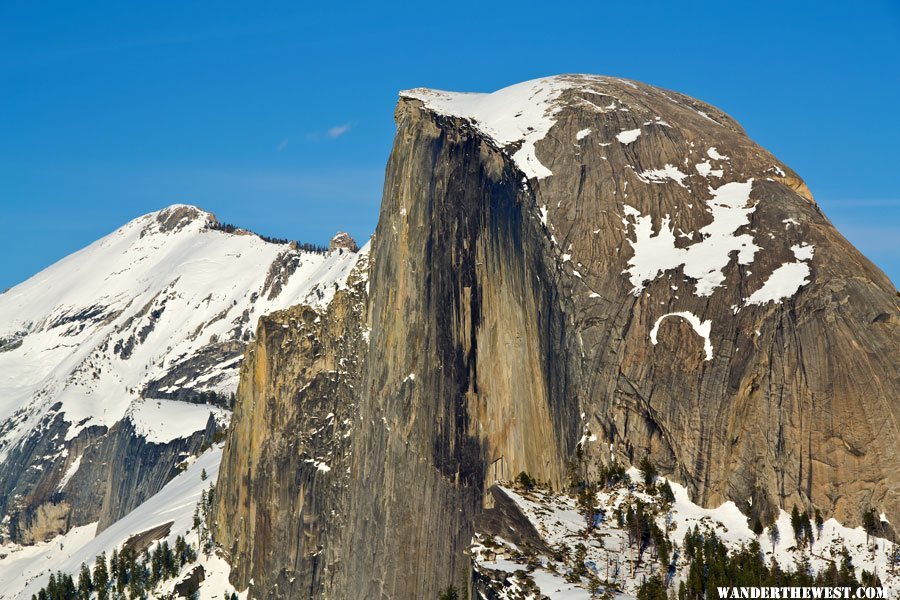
[{"left": 329, "top": 231, "right": 359, "bottom": 253}]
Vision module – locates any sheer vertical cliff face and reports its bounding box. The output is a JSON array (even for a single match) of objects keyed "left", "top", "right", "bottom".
[
  {"left": 215, "top": 75, "right": 899, "bottom": 599},
  {"left": 213, "top": 253, "right": 369, "bottom": 599},
  {"left": 335, "top": 101, "right": 583, "bottom": 599}
]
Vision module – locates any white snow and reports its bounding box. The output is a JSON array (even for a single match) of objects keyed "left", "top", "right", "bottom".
[
  {"left": 763, "top": 510, "right": 899, "bottom": 593},
  {"left": 127, "top": 398, "right": 229, "bottom": 444},
  {"left": 635, "top": 164, "right": 690, "bottom": 187},
  {"left": 695, "top": 160, "right": 723, "bottom": 178},
  {"left": 616, "top": 128, "right": 642, "bottom": 144},
  {"left": 792, "top": 244, "right": 814, "bottom": 261},
  {"left": 0, "top": 447, "right": 242, "bottom": 600},
  {"left": 58, "top": 454, "right": 82, "bottom": 490},
  {"left": 0, "top": 205, "right": 366, "bottom": 456},
  {"left": 402, "top": 76, "right": 607, "bottom": 179},
  {"left": 623, "top": 180, "right": 759, "bottom": 296},
  {"left": 650, "top": 311, "right": 713, "bottom": 360},
  {"left": 744, "top": 244, "right": 815, "bottom": 306},
  {"left": 707, "top": 147, "right": 729, "bottom": 160},
  {"left": 539, "top": 204, "right": 549, "bottom": 226},
  {"left": 0, "top": 523, "right": 99, "bottom": 600},
  {"left": 531, "top": 569, "right": 593, "bottom": 599},
  {"left": 474, "top": 468, "right": 898, "bottom": 598},
  {"left": 305, "top": 458, "right": 332, "bottom": 473},
  {"left": 575, "top": 128, "right": 591, "bottom": 141}
]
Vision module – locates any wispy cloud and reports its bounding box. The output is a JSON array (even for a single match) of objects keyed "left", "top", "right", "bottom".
[
  {"left": 304, "top": 122, "right": 354, "bottom": 142},
  {"left": 276, "top": 138, "right": 289, "bottom": 151},
  {"left": 326, "top": 123, "right": 352, "bottom": 139}
]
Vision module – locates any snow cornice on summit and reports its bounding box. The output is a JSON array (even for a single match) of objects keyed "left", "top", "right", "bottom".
[{"left": 402, "top": 75, "right": 613, "bottom": 180}]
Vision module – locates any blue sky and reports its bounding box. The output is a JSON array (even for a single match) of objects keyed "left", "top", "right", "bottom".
[{"left": 1, "top": 1, "right": 898, "bottom": 289}]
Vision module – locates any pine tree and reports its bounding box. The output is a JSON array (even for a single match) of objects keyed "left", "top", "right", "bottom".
[
  {"left": 94, "top": 552, "right": 110, "bottom": 600},
  {"left": 175, "top": 535, "right": 189, "bottom": 567},
  {"left": 802, "top": 511, "right": 814, "bottom": 545},
  {"left": 109, "top": 548, "right": 119, "bottom": 583},
  {"left": 77, "top": 563, "right": 92, "bottom": 599},
  {"left": 638, "top": 455, "right": 657, "bottom": 488},
  {"left": 46, "top": 573, "right": 57, "bottom": 599},
  {"left": 768, "top": 522, "right": 780, "bottom": 552},
  {"left": 657, "top": 480, "right": 675, "bottom": 504},
  {"left": 577, "top": 484, "right": 598, "bottom": 531},
  {"left": 636, "top": 574, "right": 667, "bottom": 600},
  {"left": 751, "top": 518, "right": 764, "bottom": 535},
  {"left": 438, "top": 585, "right": 459, "bottom": 600},
  {"left": 114, "top": 546, "right": 128, "bottom": 595},
  {"left": 790, "top": 505, "right": 803, "bottom": 545},
  {"left": 862, "top": 508, "right": 878, "bottom": 543},
  {"left": 162, "top": 540, "right": 176, "bottom": 578}
]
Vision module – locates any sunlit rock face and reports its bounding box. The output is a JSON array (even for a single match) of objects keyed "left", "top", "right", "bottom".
[{"left": 215, "top": 75, "right": 899, "bottom": 599}]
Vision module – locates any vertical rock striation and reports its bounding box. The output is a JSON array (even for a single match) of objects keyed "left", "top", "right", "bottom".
[
  {"left": 213, "top": 252, "right": 369, "bottom": 598},
  {"left": 214, "top": 75, "right": 899, "bottom": 599}
]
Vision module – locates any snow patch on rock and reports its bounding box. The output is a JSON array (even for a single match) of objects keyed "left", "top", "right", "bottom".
[
  {"left": 623, "top": 180, "right": 759, "bottom": 297},
  {"left": 635, "top": 164, "right": 690, "bottom": 187},
  {"left": 707, "top": 147, "right": 729, "bottom": 160},
  {"left": 616, "top": 128, "right": 642, "bottom": 144},
  {"left": 127, "top": 398, "right": 229, "bottom": 444},
  {"left": 744, "top": 244, "right": 815, "bottom": 306},
  {"left": 695, "top": 160, "right": 723, "bottom": 178}
]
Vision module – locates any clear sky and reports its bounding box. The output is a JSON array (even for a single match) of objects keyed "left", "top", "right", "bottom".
[{"left": 2, "top": 1, "right": 898, "bottom": 290}]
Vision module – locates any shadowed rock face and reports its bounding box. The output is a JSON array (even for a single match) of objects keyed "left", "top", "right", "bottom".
[
  {"left": 214, "top": 75, "right": 899, "bottom": 599},
  {"left": 0, "top": 414, "right": 216, "bottom": 543}
]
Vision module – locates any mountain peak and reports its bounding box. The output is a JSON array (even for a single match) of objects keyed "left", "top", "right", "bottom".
[
  {"left": 329, "top": 231, "right": 358, "bottom": 253},
  {"left": 140, "top": 204, "right": 215, "bottom": 237}
]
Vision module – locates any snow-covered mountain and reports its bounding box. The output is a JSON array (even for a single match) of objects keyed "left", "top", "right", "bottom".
[
  {"left": 0, "top": 204, "right": 364, "bottom": 545},
  {"left": 2, "top": 73, "right": 897, "bottom": 600}
]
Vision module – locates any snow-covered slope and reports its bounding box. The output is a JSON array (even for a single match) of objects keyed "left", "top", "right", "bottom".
[
  {"left": 0, "top": 205, "right": 359, "bottom": 448},
  {"left": 0, "top": 446, "right": 237, "bottom": 599},
  {"left": 473, "top": 470, "right": 899, "bottom": 599},
  {"left": 0, "top": 204, "right": 365, "bottom": 543}
]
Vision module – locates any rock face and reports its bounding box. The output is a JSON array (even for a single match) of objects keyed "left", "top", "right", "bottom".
[
  {"left": 213, "top": 249, "right": 369, "bottom": 598},
  {"left": 214, "top": 75, "right": 899, "bottom": 598}
]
